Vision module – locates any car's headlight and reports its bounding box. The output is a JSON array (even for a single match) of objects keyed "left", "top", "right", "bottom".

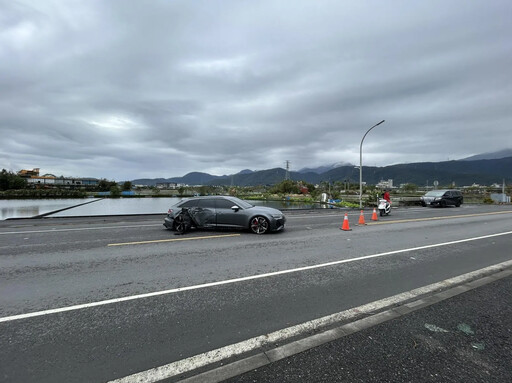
[{"left": 272, "top": 214, "right": 283, "bottom": 219}]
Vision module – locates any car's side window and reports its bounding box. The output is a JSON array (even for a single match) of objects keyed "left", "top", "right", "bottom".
[
  {"left": 197, "top": 199, "right": 216, "bottom": 209},
  {"left": 216, "top": 199, "right": 236, "bottom": 209},
  {"left": 180, "top": 200, "right": 197, "bottom": 208}
]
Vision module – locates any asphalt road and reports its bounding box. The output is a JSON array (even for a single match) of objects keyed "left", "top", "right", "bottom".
[
  {"left": 1, "top": 204, "right": 512, "bottom": 382},
  {"left": 226, "top": 274, "right": 512, "bottom": 383}
]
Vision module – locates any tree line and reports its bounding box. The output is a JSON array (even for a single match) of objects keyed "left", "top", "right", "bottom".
[{"left": 0, "top": 170, "right": 27, "bottom": 191}]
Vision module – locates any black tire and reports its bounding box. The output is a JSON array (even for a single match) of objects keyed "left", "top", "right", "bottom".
[
  {"left": 379, "top": 210, "right": 384, "bottom": 217},
  {"left": 455, "top": 202, "right": 461, "bottom": 207},
  {"left": 174, "top": 213, "right": 191, "bottom": 234},
  {"left": 440, "top": 200, "right": 447, "bottom": 208},
  {"left": 250, "top": 216, "right": 269, "bottom": 234}
]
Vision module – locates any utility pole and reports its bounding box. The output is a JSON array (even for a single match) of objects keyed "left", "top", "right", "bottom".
[
  {"left": 359, "top": 120, "right": 385, "bottom": 208},
  {"left": 285, "top": 160, "right": 290, "bottom": 180}
]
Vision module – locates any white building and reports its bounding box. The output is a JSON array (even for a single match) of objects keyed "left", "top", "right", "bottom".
[{"left": 376, "top": 179, "right": 393, "bottom": 189}]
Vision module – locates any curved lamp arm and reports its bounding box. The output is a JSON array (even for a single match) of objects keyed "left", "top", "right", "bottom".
[{"left": 359, "top": 120, "right": 385, "bottom": 208}]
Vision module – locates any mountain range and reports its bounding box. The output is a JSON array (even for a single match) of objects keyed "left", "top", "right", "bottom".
[
  {"left": 297, "top": 162, "right": 353, "bottom": 174},
  {"left": 461, "top": 149, "right": 512, "bottom": 161},
  {"left": 132, "top": 150, "right": 512, "bottom": 187}
]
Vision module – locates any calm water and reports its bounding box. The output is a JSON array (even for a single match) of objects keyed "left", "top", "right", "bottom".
[
  {"left": 0, "top": 199, "right": 92, "bottom": 220},
  {"left": 1, "top": 198, "right": 322, "bottom": 219}
]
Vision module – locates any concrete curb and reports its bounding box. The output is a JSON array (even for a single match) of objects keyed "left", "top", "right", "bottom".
[{"left": 175, "top": 263, "right": 512, "bottom": 383}]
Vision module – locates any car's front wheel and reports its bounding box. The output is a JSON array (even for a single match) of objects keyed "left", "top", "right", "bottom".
[
  {"left": 250, "top": 216, "right": 269, "bottom": 234},
  {"left": 174, "top": 213, "right": 191, "bottom": 234}
]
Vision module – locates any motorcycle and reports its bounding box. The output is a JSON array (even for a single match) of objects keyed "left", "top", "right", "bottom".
[{"left": 378, "top": 199, "right": 391, "bottom": 216}]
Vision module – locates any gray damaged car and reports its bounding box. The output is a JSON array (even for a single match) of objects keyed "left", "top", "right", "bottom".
[{"left": 163, "top": 196, "right": 286, "bottom": 234}]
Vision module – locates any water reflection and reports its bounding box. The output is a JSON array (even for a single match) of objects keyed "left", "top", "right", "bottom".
[
  {"left": 0, "top": 199, "right": 90, "bottom": 220},
  {"left": 53, "top": 198, "right": 182, "bottom": 217},
  {"left": 1, "top": 197, "right": 324, "bottom": 220},
  {"left": 1, "top": 206, "right": 41, "bottom": 220}
]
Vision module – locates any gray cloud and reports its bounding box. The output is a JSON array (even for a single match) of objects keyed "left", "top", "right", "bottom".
[{"left": 1, "top": 0, "right": 511, "bottom": 180}]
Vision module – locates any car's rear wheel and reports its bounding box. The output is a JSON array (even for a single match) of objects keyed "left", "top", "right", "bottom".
[
  {"left": 455, "top": 202, "right": 461, "bottom": 207},
  {"left": 250, "top": 216, "right": 269, "bottom": 234}
]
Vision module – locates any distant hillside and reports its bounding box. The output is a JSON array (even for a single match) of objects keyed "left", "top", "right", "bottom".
[
  {"left": 133, "top": 156, "right": 512, "bottom": 187},
  {"left": 132, "top": 172, "right": 220, "bottom": 186},
  {"left": 297, "top": 162, "right": 352, "bottom": 174},
  {"left": 168, "top": 172, "right": 220, "bottom": 185},
  {"left": 209, "top": 168, "right": 322, "bottom": 186},
  {"left": 321, "top": 157, "right": 512, "bottom": 186},
  {"left": 237, "top": 169, "right": 254, "bottom": 175},
  {"left": 462, "top": 149, "right": 512, "bottom": 161}
]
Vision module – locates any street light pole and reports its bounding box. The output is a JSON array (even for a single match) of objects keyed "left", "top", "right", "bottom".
[{"left": 359, "top": 120, "right": 385, "bottom": 208}]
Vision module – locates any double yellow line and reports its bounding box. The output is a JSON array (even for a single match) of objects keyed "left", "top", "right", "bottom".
[{"left": 108, "top": 233, "right": 241, "bottom": 247}]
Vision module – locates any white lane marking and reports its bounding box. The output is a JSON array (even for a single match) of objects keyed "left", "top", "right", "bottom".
[
  {"left": 0, "top": 224, "right": 162, "bottom": 235},
  {"left": 108, "top": 259, "right": 512, "bottom": 383},
  {"left": 285, "top": 214, "right": 343, "bottom": 219},
  {"left": 0, "top": 215, "right": 337, "bottom": 234},
  {"left": 1, "top": 230, "right": 511, "bottom": 324},
  {"left": 0, "top": 215, "right": 330, "bottom": 235},
  {"left": 0, "top": 215, "right": 334, "bottom": 235},
  {"left": 2, "top": 209, "right": 506, "bottom": 234}
]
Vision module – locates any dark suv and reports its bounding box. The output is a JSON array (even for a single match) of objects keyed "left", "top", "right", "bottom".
[{"left": 421, "top": 189, "right": 463, "bottom": 207}]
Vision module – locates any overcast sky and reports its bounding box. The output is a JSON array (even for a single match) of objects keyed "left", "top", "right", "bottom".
[{"left": 1, "top": 0, "right": 511, "bottom": 180}]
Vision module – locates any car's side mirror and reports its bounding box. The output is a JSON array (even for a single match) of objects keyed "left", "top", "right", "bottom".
[{"left": 231, "top": 206, "right": 240, "bottom": 212}]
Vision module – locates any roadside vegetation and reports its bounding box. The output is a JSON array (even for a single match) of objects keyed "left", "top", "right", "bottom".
[{"left": 1, "top": 168, "right": 509, "bottom": 205}]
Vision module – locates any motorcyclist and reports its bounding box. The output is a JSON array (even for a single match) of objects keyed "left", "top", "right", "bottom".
[
  {"left": 381, "top": 190, "right": 391, "bottom": 213},
  {"left": 383, "top": 190, "right": 391, "bottom": 204}
]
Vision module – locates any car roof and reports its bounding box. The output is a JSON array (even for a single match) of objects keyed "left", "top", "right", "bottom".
[
  {"left": 179, "top": 195, "right": 238, "bottom": 202},
  {"left": 428, "top": 189, "right": 460, "bottom": 192},
  {"left": 181, "top": 195, "right": 233, "bottom": 199}
]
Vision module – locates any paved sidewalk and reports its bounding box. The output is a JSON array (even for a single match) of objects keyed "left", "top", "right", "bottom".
[{"left": 225, "top": 275, "right": 512, "bottom": 383}]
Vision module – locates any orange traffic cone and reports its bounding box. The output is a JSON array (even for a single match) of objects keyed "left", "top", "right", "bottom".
[
  {"left": 371, "top": 208, "right": 378, "bottom": 221},
  {"left": 358, "top": 210, "right": 366, "bottom": 225},
  {"left": 341, "top": 213, "right": 351, "bottom": 231}
]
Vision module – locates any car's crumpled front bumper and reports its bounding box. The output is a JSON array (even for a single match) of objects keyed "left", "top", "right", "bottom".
[{"left": 271, "top": 216, "right": 286, "bottom": 231}]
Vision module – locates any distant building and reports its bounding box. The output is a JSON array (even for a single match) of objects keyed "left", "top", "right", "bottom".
[
  {"left": 490, "top": 194, "right": 510, "bottom": 203},
  {"left": 18, "top": 168, "right": 40, "bottom": 177},
  {"left": 156, "top": 182, "right": 178, "bottom": 189},
  {"left": 376, "top": 179, "right": 394, "bottom": 189},
  {"left": 17, "top": 168, "right": 98, "bottom": 188}
]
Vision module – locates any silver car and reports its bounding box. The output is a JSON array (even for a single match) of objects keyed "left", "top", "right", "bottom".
[{"left": 163, "top": 196, "right": 286, "bottom": 234}]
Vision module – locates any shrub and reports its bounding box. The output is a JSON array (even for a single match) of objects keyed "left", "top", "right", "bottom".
[{"left": 483, "top": 197, "right": 494, "bottom": 204}]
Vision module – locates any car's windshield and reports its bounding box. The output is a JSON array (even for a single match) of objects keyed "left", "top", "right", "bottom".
[{"left": 425, "top": 191, "right": 445, "bottom": 197}]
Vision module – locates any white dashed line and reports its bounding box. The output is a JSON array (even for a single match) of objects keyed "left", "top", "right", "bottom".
[{"left": 1, "top": 230, "right": 511, "bottom": 324}]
